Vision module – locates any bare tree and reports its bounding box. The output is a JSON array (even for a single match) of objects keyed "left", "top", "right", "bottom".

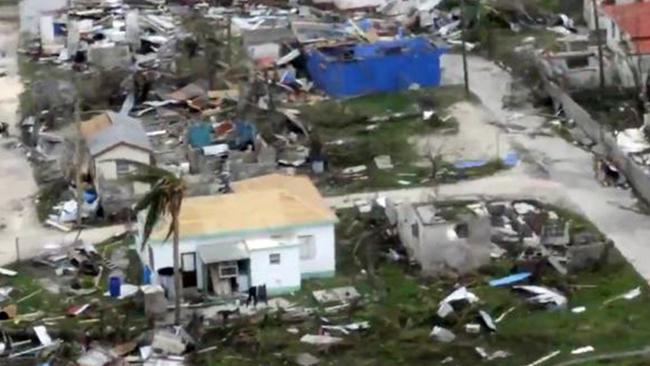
[{"left": 426, "top": 140, "right": 445, "bottom": 198}]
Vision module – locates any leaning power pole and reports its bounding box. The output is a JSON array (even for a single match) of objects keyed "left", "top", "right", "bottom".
[
  {"left": 592, "top": 0, "right": 605, "bottom": 91},
  {"left": 460, "top": 0, "right": 470, "bottom": 96},
  {"left": 74, "top": 99, "right": 83, "bottom": 228}
]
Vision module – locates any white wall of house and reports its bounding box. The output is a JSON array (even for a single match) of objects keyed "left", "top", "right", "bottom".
[
  {"left": 393, "top": 203, "right": 424, "bottom": 260},
  {"left": 138, "top": 222, "right": 336, "bottom": 292},
  {"left": 249, "top": 245, "right": 301, "bottom": 294},
  {"left": 296, "top": 224, "right": 335, "bottom": 278},
  {"left": 94, "top": 144, "right": 151, "bottom": 194}
]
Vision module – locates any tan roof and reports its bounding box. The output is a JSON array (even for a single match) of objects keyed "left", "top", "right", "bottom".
[
  {"left": 150, "top": 185, "right": 336, "bottom": 241},
  {"left": 232, "top": 173, "right": 331, "bottom": 212},
  {"left": 80, "top": 113, "right": 112, "bottom": 139}
]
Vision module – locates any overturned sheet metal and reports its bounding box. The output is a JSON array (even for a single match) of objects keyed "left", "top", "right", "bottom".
[{"left": 514, "top": 285, "right": 567, "bottom": 308}]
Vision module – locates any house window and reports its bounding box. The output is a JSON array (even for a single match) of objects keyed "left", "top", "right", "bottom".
[
  {"left": 566, "top": 56, "right": 589, "bottom": 69},
  {"left": 299, "top": 235, "right": 316, "bottom": 260},
  {"left": 219, "top": 261, "right": 238, "bottom": 278},
  {"left": 181, "top": 253, "right": 196, "bottom": 272},
  {"left": 611, "top": 21, "right": 616, "bottom": 39},
  {"left": 269, "top": 253, "right": 281, "bottom": 265},
  {"left": 411, "top": 223, "right": 419, "bottom": 238},
  {"left": 116, "top": 160, "right": 130, "bottom": 177}
]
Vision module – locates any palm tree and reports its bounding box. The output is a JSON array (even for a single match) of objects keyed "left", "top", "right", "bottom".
[{"left": 128, "top": 162, "right": 186, "bottom": 325}]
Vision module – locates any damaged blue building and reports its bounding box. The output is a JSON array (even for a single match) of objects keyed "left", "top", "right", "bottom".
[{"left": 305, "top": 36, "right": 446, "bottom": 97}]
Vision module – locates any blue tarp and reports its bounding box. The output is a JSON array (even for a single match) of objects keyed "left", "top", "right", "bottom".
[
  {"left": 187, "top": 122, "right": 212, "bottom": 148},
  {"left": 232, "top": 120, "right": 257, "bottom": 149},
  {"left": 489, "top": 272, "right": 532, "bottom": 287},
  {"left": 502, "top": 151, "right": 519, "bottom": 167},
  {"left": 454, "top": 159, "right": 487, "bottom": 169},
  {"left": 306, "top": 36, "right": 446, "bottom": 97},
  {"left": 454, "top": 151, "right": 520, "bottom": 169},
  {"left": 83, "top": 188, "right": 98, "bottom": 204}
]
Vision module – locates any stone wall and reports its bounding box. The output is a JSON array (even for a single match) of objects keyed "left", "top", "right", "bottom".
[{"left": 540, "top": 69, "right": 650, "bottom": 204}]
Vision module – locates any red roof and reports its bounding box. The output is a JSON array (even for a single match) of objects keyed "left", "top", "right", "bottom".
[{"left": 603, "top": 2, "right": 650, "bottom": 53}]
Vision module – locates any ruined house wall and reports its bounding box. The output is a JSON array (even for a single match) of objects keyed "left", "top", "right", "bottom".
[{"left": 95, "top": 145, "right": 151, "bottom": 194}]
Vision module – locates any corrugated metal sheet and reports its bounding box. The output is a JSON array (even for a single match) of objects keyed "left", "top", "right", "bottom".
[{"left": 197, "top": 241, "right": 249, "bottom": 263}]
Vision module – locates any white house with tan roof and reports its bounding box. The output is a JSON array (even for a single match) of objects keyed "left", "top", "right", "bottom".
[{"left": 137, "top": 173, "right": 338, "bottom": 297}]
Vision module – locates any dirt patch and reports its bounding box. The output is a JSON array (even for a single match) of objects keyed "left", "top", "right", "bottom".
[{"left": 412, "top": 101, "right": 509, "bottom": 163}]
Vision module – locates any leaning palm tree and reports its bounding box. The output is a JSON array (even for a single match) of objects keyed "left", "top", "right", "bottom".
[{"left": 128, "top": 162, "right": 186, "bottom": 325}]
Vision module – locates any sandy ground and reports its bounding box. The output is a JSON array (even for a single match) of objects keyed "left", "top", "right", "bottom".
[
  {"left": 329, "top": 54, "right": 650, "bottom": 284},
  {"left": 414, "top": 101, "right": 508, "bottom": 162},
  {"left": 0, "top": 9, "right": 126, "bottom": 265}
]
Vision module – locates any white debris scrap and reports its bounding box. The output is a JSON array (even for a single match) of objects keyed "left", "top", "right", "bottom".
[
  {"left": 513, "top": 202, "right": 538, "bottom": 215},
  {"left": 514, "top": 285, "right": 567, "bottom": 308},
  {"left": 475, "top": 347, "right": 511, "bottom": 360},
  {"left": 617, "top": 129, "right": 650, "bottom": 154},
  {"left": 525, "top": 350, "right": 561, "bottom": 366},
  {"left": 436, "top": 286, "right": 479, "bottom": 318},
  {"left": 604, "top": 286, "right": 641, "bottom": 305},
  {"left": 34, "top": 326, "right": 53, "bottom": 346},
  {"left": 437, "top": 302, "right": 454, "bottom": 318},
  {"left": 571, "top": 306, "right": 586, "bottom": 314},
  {"left": 571, "top": 346, "right": 594, "bottom": 355},
  {"left": 300, "top": 334, "right": 343, "bottom": 345},
  {"left": 465, "top": 323, "right": 481, "bottom": 334},
  {"left": 441, "top": 286, "right": 479, "bottom": 305},
  {"left": 479, "top": 310, "right": 497, "bottom": 332},
  {"left": 0, "top": 268, "right": 17, "bottom": 277},
  {"left": 430, "top": 326, "right": 456, "bottom": 343}
]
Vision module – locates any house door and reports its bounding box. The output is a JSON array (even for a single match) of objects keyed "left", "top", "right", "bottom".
[{"left": 181, "top": 252, "right": 197, "bottom": 288}]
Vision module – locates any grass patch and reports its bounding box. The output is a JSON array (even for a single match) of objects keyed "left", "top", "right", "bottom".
[{"left": 303, "top": 86, "right": 480, "bottom": 194}]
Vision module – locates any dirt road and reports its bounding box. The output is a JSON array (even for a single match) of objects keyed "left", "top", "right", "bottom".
[
  {"left": 0, "top": 5, "right": 126, "bottom": 265},
  {"left": 329, "top": 54, "right": 650, "bottom": 283}
]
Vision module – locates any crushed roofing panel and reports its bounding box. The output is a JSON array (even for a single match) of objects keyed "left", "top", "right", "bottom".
[{"left": 197, "top": 241, "right": 249, "bottom": 263}]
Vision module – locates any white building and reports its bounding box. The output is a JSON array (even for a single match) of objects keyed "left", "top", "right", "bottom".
[
  {"left": 585, "top": 0, "right": 650, "bottom": 88},
  {"left": 137, "top": 174, "right": 338, "bottom": 297}
]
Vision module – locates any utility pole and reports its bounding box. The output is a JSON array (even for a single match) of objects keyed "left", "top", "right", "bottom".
[
  {"left": 74, "top": 99, "right": 83, "bottom": 228},
  {"left": 592, "top": 0, "right": 605, "bottom": 91},
  {"left": 226, "top": 15, "right": 232, "bottom": 67},
  {"left": 460, "top": 0, "right": 470, "bottom": 96}
]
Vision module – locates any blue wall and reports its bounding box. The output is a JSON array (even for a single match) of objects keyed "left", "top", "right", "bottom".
[{"left": 306, "top": 37, "right": 446, "bottom": 97}]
